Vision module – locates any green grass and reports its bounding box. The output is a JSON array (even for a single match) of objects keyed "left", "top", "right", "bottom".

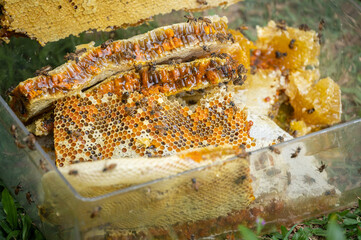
[{"left": 0, "top": 181, "right": 45, "bottom": 240}]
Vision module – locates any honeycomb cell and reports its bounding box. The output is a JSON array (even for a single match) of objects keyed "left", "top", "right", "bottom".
[{"left": 54, "top": 87, "right": 255, "bottom": 167}]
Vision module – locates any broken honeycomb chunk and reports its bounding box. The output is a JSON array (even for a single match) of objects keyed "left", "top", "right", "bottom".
[
  {"left": 287, "top": 73, "right": 341, "bottom": 126},
  {"left": 54, "top": 87, "right": 255, "bottom": 167},
  {"left": 252, "top": 20, "right": 320, "bottom": 71}
]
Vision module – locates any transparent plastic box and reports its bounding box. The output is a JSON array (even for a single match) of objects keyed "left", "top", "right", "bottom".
[{"left": 0, "top": 0, "right": 360, "bottom": 239}]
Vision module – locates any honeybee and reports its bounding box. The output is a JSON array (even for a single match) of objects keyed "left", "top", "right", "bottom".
[
  {"left": 101, "top": 39, "right": 113, "bottom": 49},
  {"left": 134, "top": 64, "right": 143, "bottom": 72},
  {"left": 196, "top": 0, "right": 208, "bottom": 5},
  {"left": 10, "top": 124, "right": 17, "bottom": 138},
  {"left": 286, "top": 171, "right": 291, "bottom": 185},
  {"left": 14, "top": 183, "right": 23, "bottom": 195},
  {"left": 216, "top": 33, "right": 227, "bottom": 43},
  {"left": 288, "top": 39, "right": 296, "bottom": 49},
  {"left": 184, "top": 13, "right": 197, "bottom": 24},
  {"left": 306, "top": 108, "right": 315, "bottom": 114},
  {"left": 202, "top": 45, "right": 210, "bottom": 52},
  {"left": 191, "top": 178, "right": 199, "bottom": 191},
  {"left": 102, "top": 163, "right": 117, "bottom": 172},
  {"left": 233, "top": 75, "right": 247, "bottom": 86},
  {"left": 276, "top": 20, "right": 287, "bottom": 31},
  {"left": 26, "top": 191, "right": 34, "bottom": 204},
  {"left": 303, "top": 175, "right": 316, "bottom": 185},
  {"left": 90, "top": 206, "right": 102, "bottom": 218},
  {"left": 68, "top": 169, "right": 79, "bottom": 176},
  {"left": 317, "top": 161, "right": 327, "bottom": 173},
  {"left": 15, "top": 139, "right": 26, "bottom": 149},
  {"left": 39, "top": 159, "right": 49, "bottom": 172},
  {"left": 237, "top": 64, "right": 247, "bottom": 74},
  {"left": 299, "top": 24, "right": 310, "bottom": 31},
  {"left": 198, "top": 17, "right": 212, "bottom": 26},
  {"left": 23, "top": 133, "right": 36, "bottom": 150},
  {"left": 64, "top": 53, "right": 79, "bottom": 63},
  {"left": 277, "top": 136, "right": 284, "bottom": 143},
  {"left": 227, "top": 33, "right": 235, "bottom": 43},
  {"left": 269, "top": 146, "right": 281, "bottom": 154},
  {"left": 275, "top": 51, "right": 287, "bottom": 59},
  {"left": 290, "top": 147, "right": 301, "bottom": 158},
  {"left": 234, "top": 175, "right": 247, "bottom": 185},
  {"left": 318, "top": 19, "right": 325, "bottom": 31},
  {"left": 35, "top": 65, "right": 52, "bottom": 77},
  {"left": 148, "top": 62, "right": 156, "bottom": 73}
]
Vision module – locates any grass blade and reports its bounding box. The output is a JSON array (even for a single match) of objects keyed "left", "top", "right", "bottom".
[
  {"left": 1, "top": 189, "right": 17, "bottom": 229},
  {"left": 0, "top": 220, "right": 11, "bottom": 234},
  {"left": 283, "top": 224, "right": 297, "bottom": 240},
  {"left": 21, "top": 215, "right": 31, "bottom": 240},
  {"left": 238, "top": 225, "right": 259, "bottom": 240},
  {"left": 5, "top": 230, "right": 19, "bottom": 240}
]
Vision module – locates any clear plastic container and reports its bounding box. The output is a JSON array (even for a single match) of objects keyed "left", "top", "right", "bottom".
[{"left": 0, "top": 0, "right": 360, "bottom": 239}]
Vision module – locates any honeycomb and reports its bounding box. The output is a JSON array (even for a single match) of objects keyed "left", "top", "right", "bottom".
[
  {"left": 54, "top": 86, "right": 256, "bottom": 167},
  {"left": 10, "top": 15, "right": 230, "bottom": 122},
  {"left": 287, "top": 76, "right": 341, "bottom": 126},
  {"left": 0, "top": 0, "right": 241, "bottom": 44},
  {"left": 90, "top": 56, "right": 242, "bottom": 97},
  {"left": 252, "top": 20, "right": 320, "bottom": 71}
]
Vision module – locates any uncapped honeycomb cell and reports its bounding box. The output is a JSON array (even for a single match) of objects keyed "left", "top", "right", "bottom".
[
  {"left": 9, "top": 16, "right": 231, "bottom": 122},
  {"left": 252, "top": 20, "right": 320, "bottom": 71},
  {"left": 54, "top": 86, "right": 255, "bottom": 167}
]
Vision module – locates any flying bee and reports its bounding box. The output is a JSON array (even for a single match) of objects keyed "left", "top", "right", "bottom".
[
  {"left": 68, "top": 169, "right": 79, "bottom": 176},
  {"left": 15, "top": 139, "right": 26, "bottom": 149},
  {"left": 26, "top": 191, "right": 34, "bottom": 204},
  {"left": 202, "top": 45, "right": 210, "bottom": 52},
  {"left": 90, "top": 206, "right": 102, "bottom": 218},
  {"left": 101, "top": 39, "right": 113, "bottom": 49},
  {"left": 102, "top": 163, "right": 117, "bottom": 172},
  {"left": 14, "top": 183, "right": 23, "bottom": 195},
  {"left": 196, "top": 0, "right": 208, "bottom": 5},
  {"left": 288, "top": 39, "right": 296, "bottom": 49},
  {"left": 291, "top": 147, "right": 301, "bottom": 158},
  {"left": 23, "top": 133, "right": 36, "bottom": 150},
  {"left": 35, "top": 65, "right": 52, "bottom": 76},
  {"left": 191, "top": 178, "right": 199, "bottom": 191},
  {"left": 227, "top": 33, "right": 235, "bottom": 43},
  {"left": 317, "top": 161, "right": 327, "bottom": 173},
  {"left": 318, "top": 18, "right": 325, "bottom": 31},
  {"left": 306, "top": 108, "right": 315, "bottom": 114},
  {"left": 269, "top": 146, "right": 281, "bottom": 154},
  {"left": 299, "top": 24, "right": 310, "bottom": 31},
  {"left": 276, "top": 20, "right": 287, "bottom": 31},
  {"left": 184, "top": 13, "right": 197, "bottom": 24},
  {"left": 303, "top": 175, "right": 316, "bottom": 185},
  {"left": 216, "top": 33, "right": 227, "bottom": 43},
  {"left": 275, "top": 51, "right": 287, "bottom": 59}
]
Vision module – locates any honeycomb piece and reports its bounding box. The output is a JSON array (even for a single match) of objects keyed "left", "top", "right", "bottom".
[
  {"left": 290, "top": 120, "right": 311, "bottom": 137},
  {"left": 0, "top": 0, "right": 241, "bottom": 44},
  {"left": 287, "top": 75, "right": 341, "bottom": 126},
  {"left": 90, "top": 57, "right": 242, "bottom": 97},
  {"left": 252, "top": 20, "right": 320, "bottom": 71},
  {"left": 54, "top": 87, "right": 256, "bottom": 167},
  {"left": 10, "top": 16, "right": 231, "bottom": 122},
  {"left": 26, "top": 112, "right": 54, "bottom": 136},
  {"left": 227, "top": 29, "right": 254, "bottom": 70}
]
